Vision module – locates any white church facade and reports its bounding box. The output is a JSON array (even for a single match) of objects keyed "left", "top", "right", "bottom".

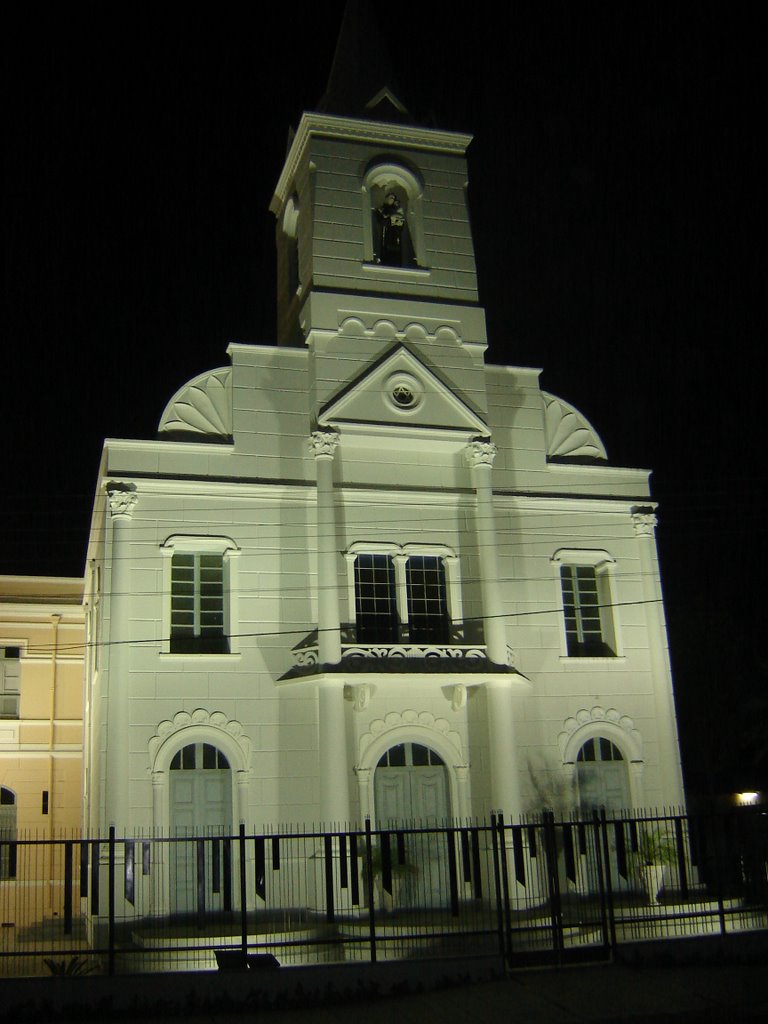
[{"left": 83, "top": 95, "right": 684, "bottom": 845}]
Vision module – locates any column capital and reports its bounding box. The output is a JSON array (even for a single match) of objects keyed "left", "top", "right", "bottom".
[
  {"left": 465, "top": 438, "right": 497, "bottom": 468},
  {"left": 106, "top": 484, "right": 138, "bottom": 520},
  {"left": 631, "top": 506, "right": 658, "bottom": 536},
  {"left": 309, "top": 429, "right": 340, "bottom": 459}
]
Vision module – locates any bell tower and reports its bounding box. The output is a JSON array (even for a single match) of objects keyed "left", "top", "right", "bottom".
[{"left": 270, "top": 4, "right": 489, "bottom": 418}]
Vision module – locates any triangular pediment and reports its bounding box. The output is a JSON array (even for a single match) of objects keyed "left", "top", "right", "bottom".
[
  {"left": 318, "top": 346, "right": 487, "bottom": 437},
  {"left": 365, "top": 86, "right": 408, "bottom": 117}
]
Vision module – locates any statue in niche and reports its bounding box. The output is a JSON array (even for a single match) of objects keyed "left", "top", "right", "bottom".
[{"left": 373, "top": 191, "right": 416, "bottom": 267}]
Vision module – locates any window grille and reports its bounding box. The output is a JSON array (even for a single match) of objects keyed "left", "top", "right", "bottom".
[
  {"left": 406, "top": 556, "right": 449, "bottom": 643},
  {"left": 354, "top": 554, "right": 398, "bottom": 643},
  {"left": 170, "top": 553, "right": 227, "bottom": 654},
  {"left": 560, "top": 564, "right": 614, "bottom": 656}
]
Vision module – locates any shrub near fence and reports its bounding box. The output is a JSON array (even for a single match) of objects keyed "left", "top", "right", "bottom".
[{"left": 0, "top": 808, "right": 766, "bottom": 977}]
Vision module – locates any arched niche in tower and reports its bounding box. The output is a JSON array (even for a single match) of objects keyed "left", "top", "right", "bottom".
[
  {"left": 282, "top": 192, "right": 301, "bottom": 297},
  {"left": 362, "top": 161, "right": 426, "bottom": 270}
]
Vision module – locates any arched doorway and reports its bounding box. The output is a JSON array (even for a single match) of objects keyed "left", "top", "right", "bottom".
[
  {"left": 374, "top": 742, "right": 449, "bottom": 824},
  {"left": 576, "top": 737, "right": 630, "bottom": 814},
  {"left": 373, "top": 742, "right": 450, "bottom": 907},
  {"left": 169, "top": 742, "right": 232, "bottom": 913},
  {"left": 576, "top": 737, "right": 631, "bottom": 893}
]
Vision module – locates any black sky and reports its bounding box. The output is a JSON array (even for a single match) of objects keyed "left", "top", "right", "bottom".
[{"left": 3, "top": 4, "right": 765, "bottom": 795}]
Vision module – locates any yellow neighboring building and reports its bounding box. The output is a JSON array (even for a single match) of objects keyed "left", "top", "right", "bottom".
[{"left": 0, "top": 576, "right": 84, "bottom": 930}]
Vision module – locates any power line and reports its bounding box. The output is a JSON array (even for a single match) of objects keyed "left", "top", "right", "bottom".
[{"left": 19, "top": 596, "right": 663, "bottom": 656}]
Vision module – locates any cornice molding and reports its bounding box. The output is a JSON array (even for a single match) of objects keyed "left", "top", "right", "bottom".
[
  {"left": 100, "top": 477, "right": 316, "bottom": 502},
  {"left": 493, "top": 494, "right": 657, "bottom": 515},
  {"left": 272, "top": 112, "right": 473, "bottom": 211}
]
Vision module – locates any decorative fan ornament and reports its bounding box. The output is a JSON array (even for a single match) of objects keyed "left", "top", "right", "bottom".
[{"left": 159, "top": 369, "right": 232, "bottom": 436}]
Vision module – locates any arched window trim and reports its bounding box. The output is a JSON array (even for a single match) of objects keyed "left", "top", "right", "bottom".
[
  {"left": 562, "top": 720, "right": 641, "bottom": 766},
  {"left": 361, "top": 728, "right": 460, "bottom": 827},
  {"left": 149, "top": 720, "right": 250, "bottom": 840}
]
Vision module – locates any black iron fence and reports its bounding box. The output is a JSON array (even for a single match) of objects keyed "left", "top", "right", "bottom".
[{"left": 1, "top": 808, "right": 766, "bottom": 977}]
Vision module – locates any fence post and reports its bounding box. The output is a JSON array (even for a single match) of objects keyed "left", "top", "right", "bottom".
[
  {"left": 108, "top": 825, "right": 116, "bottom": 976},
  {"left": 592, "top": 810, "right": 613, "bottom": 955},
  {"left": 364, "top": 818, "right": 377, "bottom": 963},
  {"left": 542, "top": 811, "right": 563, "bottom": 961},
  {"left": 63, "top": 841, "right": 73, "bottom": 936},
  {"left": 709, "top": 812, "right": 728, "bottom": 935},
  {"left": 489, "top": 813, "right": 507, "bottom": 967},
  {"left": 599, "top": 809, "right": 617, "bottom": 950},
  {"left": 239, "top": 824, "right": 248, "bottom": 963},
  {"left": 496, "top": 814, "right": 513, "bottom": 965}
]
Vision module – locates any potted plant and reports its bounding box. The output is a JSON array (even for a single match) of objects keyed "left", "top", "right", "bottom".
[{"left": 635, "top": 826, "right": 676, "bottom": 904}]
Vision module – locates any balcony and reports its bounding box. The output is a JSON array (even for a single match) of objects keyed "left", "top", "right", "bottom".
[{"left": 287, "top": 623, "right": 516, "bottom": 674}]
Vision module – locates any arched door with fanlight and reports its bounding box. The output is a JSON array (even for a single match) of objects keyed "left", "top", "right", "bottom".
[
  {"left": 373, "top": 742, "right": 450, "bottom": 907},
  {"left": 577, "top": 736, "right": 631, "bottom": 892},
  {"left": 576, "top": 737, "right": 630, "bottom": 814},
  {"left": 169, "top": 742, "right": 232, "bottom": 913}
]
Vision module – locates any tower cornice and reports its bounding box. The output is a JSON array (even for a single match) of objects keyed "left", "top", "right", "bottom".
[{"left": 271, "top": 112, "right": 473, "bottom": 212}]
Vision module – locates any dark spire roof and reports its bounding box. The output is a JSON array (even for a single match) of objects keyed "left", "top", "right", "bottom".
[{"left": 318, "top": 0, "right": 413, "bottom": 123}]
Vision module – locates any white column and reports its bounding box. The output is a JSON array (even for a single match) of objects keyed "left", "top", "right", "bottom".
[
  {"left": 318, "top": 679, "right": 351, "bottom": 826},
  {"left": 486, "top": 678, "right": 523, "bottom": 821},
  {"left": 465, "top": 439, "right": 508, "bottom": 664},
  {"left": 309, "top": 431, "right": 342, "bottom": 665},
  {"left": 631, "top": 508, "right": 685, "bottom": 805},
  {"left": 104, "top": 485, "right": 137, "bottom": 834},
  {"left": 454, "top": 764, "right": 471, "bottom": 820},
  {"left": 236, "top": 769, "right": 249, "bottom": 825},
  {"left": 628, "top": 760, "right": 645, "bottom": 809},
  {"left": 355, "top": 766, "right": 372, "bottom": 822},
  {"left": 151, "top": 770, "right": 165, "bottom": 829}
]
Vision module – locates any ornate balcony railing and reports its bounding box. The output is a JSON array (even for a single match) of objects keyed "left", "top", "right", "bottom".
[
  {"left": 288, "top": 623, "right": 511, "bottom": 669},
  {"left": 293, "top": 641, "right": 488, "bottom": 667}
]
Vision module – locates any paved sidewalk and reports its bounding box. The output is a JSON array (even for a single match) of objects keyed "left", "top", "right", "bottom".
[{"left": 127, "top": 962, "right": 768, "bottom": 1023}]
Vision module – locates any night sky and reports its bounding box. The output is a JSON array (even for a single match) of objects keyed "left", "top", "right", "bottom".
[{"left": 4, "top": 4, "right": 764, "bottom": 797}]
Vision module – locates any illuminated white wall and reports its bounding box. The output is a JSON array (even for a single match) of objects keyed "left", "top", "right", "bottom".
[{"left": 84, "top": 108, "right": 684, "bottom": 837}]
